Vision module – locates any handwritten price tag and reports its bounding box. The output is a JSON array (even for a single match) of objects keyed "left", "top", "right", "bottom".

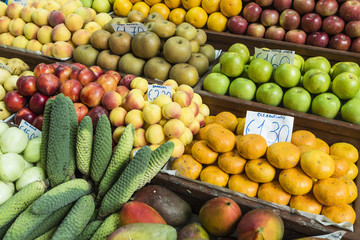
[
  {"left": 12, "top": 0, "right": 28, "bottom": 6},
  {"left": 111, "top": 23, "right": 147, "bottom": 37},
  {"left": 244, "top": 111, "right": 294, "bottom": 146},
  {"left": 254, "top": 47, "right": 295, "bottom": 70},
  {"left": 147, "top": 85, "right": 172, "bottom": 102},
  {"left": 18, "top": 120, "right": 42, "bottom": 140}
]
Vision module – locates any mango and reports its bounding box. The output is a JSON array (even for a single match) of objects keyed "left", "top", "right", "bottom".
[
  {"left": 178, "top": 223, "right": 210, "bottom": 240},
  {"left": 236, "top": 209, "right": 284, "bottom": 240},
  {"left": 107, "top": 223, "right": 177, "bottom": 240},
  {"left": 119, "top": 201, "right": 166, "bottom": 226}
]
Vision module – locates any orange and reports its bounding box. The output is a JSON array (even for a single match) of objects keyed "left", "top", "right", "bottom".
[
  {"left": 171, "top": 154, "right": 202, "bottom": 179},
  {"left": 297, "top": 144, "right": 314, "bottom": 156},
  {"left": 278, "top": 167, "right": 313, "bottom": 195},
  {"left": 192, "top": 140, "right": 219, "bottom": 164},
  {"left": 205, "top": 126, "right": 236, "bottom": 153},
  {"left": 213, "top": 111, "right": 238, "bottom": 132},
  {"left": 204, "top": 115, "right": 215, "bottom": 125},
  {"left": 113, "top": 0, "right": 133, "bottom": 17},
  {"left": 201, "top": 0, "right": 221, "bottom": 14},
  {"left": 300, "top": 150, "right": 335, "bottom": 179},
  {"left": 164, "top": 0, "right": 181, "bottom": 9},
  {"left": 228, "top": 173, "right": 259, "bottom": 197},
  {"left": 343, "top": 177, "right": 358, "bottom": 204},
  {"left": 330, "top": 155, "right": 350, "bottom": 178},
  {"left": 217, "top": 149, "right": 246, "bottom": 174},
  {"left": 235, "top": 117, "right": 246, "bottom": 135},
  {"left": 181, "top": 0, "right": 201, "bottom": 10},
  {"left": 266, "top": 142, "right": 301, "bottom": 169},
  {"left": 185, "top": 7, "right": 208, "bottom": 28},
  {"left": 245, "top": 158, "right": 276, "bottom": 183},
  {"left": 289, "top": 193, "right": 322, "bottom": 215},
  {"left": 195, "top": 122, "right": 222, "bottom": 140},
  {"left": 219, "top": 0, "right": 242, "bottom": 17},
  {"left": 291, "top": 130, "right": 316, "bottom": 147},
  {"left": 144, "top": 0, "right": 162, "bottom": 6},
  {"left": 312, "top": 138, "right": 329, "bottom": 154},
  {"left": 207, "top": 12, "right": 228, "bottom": 32},
  {"left": 168, "top": 8, "right": 186, "bottom": 25},
  {"left": 257, "top": 180, "right": 291, "bottom": 206},
  {"left": 184, "top": 139, "right": 198, "bottom": 155},
  {"left": 150, "top": 3, "right": 171, "bottom": 20},
  {"left": 321, "top": 204, "right": 356, "bottom": 224},
  {"left": 129, "top": 0, "right": 142, "bottom": 3},
  {"left": 200, "top": 165, "right": 229, "bottom": 187},
  {"left": 236, "top": 134, "right": 267, "bottom": 160},
  {"left": 313, "top": 177, "right": 349, "bottom": 206},
  {"left": 132, "top": 1, "right": 151, "bottom": 18},
  {"left": 344, "top": 160, "right": 358, "bottom": 180},
  {"left": 329, "top": 142, "right": 359, "bottom": 163}
]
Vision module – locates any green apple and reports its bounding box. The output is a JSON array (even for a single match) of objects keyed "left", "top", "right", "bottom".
[
  {"left": 341, "top": 98, "right": 360, "bottom": 124},
  {"left": 219, "top": 52, "right": 244, "bottom": 77},
  {"left": 274, "top": 63, "right": 301, "bottom": 88},
  {"left": 212, "top": 62, "right": 220, "bottom": 73},
  {"left": 331, "top": 72, "right": 359, "bottom": 100},
  {"left": 311, "top": 93, "right": 341, "bottom": 119},
  {"left": 293, "top": 54, "right": 305, "bottom": 73},
  {"left": 331, "top": 62, "right": 360, "bottom": 80},
  {"left": 240, "top": 64, "right": 249, "bottom": 78},
  {"left": 256, "top": 82, "right": 283, "bottom": 106},
  {"left": 228, "top": 43, "right": 250, "bottom": 64},
  {"left": 304, "top": 56, "right": 331, "bottom": 74},
  {"left": 302, "top": 69, "right": 331, "bottom": 94},
  {"left": 229, "top": 77, "right": 256, "bottom": 101},
  {"left": 283, "top": 87, "right": 312, "bottom": 112},
  {"left": 203, "top": 72, "right": 230, "bottom": 95},
  {"left": 248, "top": 58, "right": 273, "bottom": 84}
]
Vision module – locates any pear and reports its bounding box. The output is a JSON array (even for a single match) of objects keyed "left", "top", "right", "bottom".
[
  {"left": 0, "top": 101, "right": 11, "bottom": 120},
  {"left": 92, "top": 0, "right": 110, "bottom": 13},
  {"left": 80, "top": 0, "right": 93, "bottom": 8}
]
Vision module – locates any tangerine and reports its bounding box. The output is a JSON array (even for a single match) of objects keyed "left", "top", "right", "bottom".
[
  {"left": 257, "top": 180, "right": 291, "bottom": 206},
  {"left": 201, "top": 0, "right": 221, "bottom": 14},
  {"left": 182, "top": 0, "right": 201, "bottom": 10},
  {"left": 150, "top": 3, "right": 170, "bottom": 19},
  {"left": 245, "top": 158, "right": 276, "bottom": 183},
  {"left": 207, "top": 11, "right": 228, "bottom": 32},
  {"left": 329, "top": 142, "right": 359, "bottom": 163},
  {"left": 168, "top": 8, "right": 186, "bottom": 25},
  {"left": 289, "top": 192, "right": 322, "bottom": 215},
  {"left": 205, "top": 126, "right": 236, "bottom": 153},
  {"left": 321, "top": 204, "right": 356, "bottom": 224},
  {"left": 312, "top": 138, "right": 329, "bottom": 154},
  {"left": 185, "top": 7, "right": 208, "bottom": 28},
  {"left": 213, "top": 111, "right": 238, "bottom": 132},
  {"left": 235, "top": 117, "right": 246, "bottom": 135},
  {"left": 228, "top": 173, "right": 259, "bottom": 197},
  {"left": 313, "top": 177, "right": 349, "bottom": 206},
  {"left": 291, "top": 130, "right": 316, "bottom": 147},
  {"left": 192, "top": 140, "right": 219, "bottom": 164},
  {"left": 278, "top": 167, "right": 313, "bottom": 195},
  {"left": 113, "top": 0, "right": 133, "bottom": 17},
  {"left": 171, "top": 154, "right": 202, "bottom": 179},
  {"left": 344, "top": 160, "right": 358, "bottom": 180},
  {"left": 200, "top": 165, "right": 229, "bottom": 187},
  {"left": 164, "top": 0, "right": 181, "bottom": 9},
  {"left": 343, "top": 177, "right": 358, "bottom": 204},
  {"left": 266, "top": 141, "right": 301, "bottom": 169},
  {"left": 217, "top": 149, "right": 246, "bottom": 174},
  {"left": 300, "top": 149, "right": 335, "bottom": 179},
  {"left": 219, "top": 0, "right": 242, "bottom": 17},
  {"left": 132, "top": 1, "right": 151, "bottom": 18},
  {"left": 330, "top": 155, "right": 350, "bottom": 178},
  {"left": 236, "top": 134, "right": 267, "bottom": 160}
]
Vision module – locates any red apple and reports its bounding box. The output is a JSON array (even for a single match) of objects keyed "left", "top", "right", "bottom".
[
  {"left": 72, "top": 63, "right": 86, "bottom": 69},
  {"left": 14, "top": 107, "right": 36, "bottom": 125},
  {"left": 89, "top": 65, "right": 103, "bottom": 80},
  {"left": 73, "top": 102, "right": 89, "bottom": 123},
  {"left": 116, "top": 85, "right": 130, "bottom": 99},
  {"left": 119, "top": 74, "right": 136, "bottom": 88},
  {"left": 105, "top": 70, "right": 121, "bottom": 85},
  {"left": 69, "top": 68, "right": 80, "bottom": 80},
  {"left": 260, "top": 9, "right": 279, "bottom": 26},
  {"left": 351, "top": 37, "right": 360, "bottom": 53},
  {"left": 29, "top": 93, "right": 49, "bottom": 115},
  {"left": 306, "top": 31, "right": 329, "bottom": 47},
  {"left": 345, "top": 20, "right": 360, "bottom": 38},
  {"left": 101, "top": 91, "right": 122, "bottom": 111},
  {"left": 96, "top": 74, "right": 117, "bottom": 92},
  {"left": 242, "top": 2, "right": 262, "bottom": 23},
  {"left": 227, "top": 15, "right": 248, "bottom": 34},
  {"left": 285, "top": 29, "right": 307, "bottom": 44},
  {"left": 60, "top": 79, "right": 83, "bottom": 102},
  {"left": 265, "top": 25, "right": 286, "bottom": 40},
  {"left": 4, "top": 91, "right": 27, "bottom": 113},
  {"left": 36, "top": 73, "right": 61, "bottom": 96},
  {"left": 16, "top": 75, "right": 37, "bottom": 96},
  {"left": 315, "top": 0, "right": 338, "bottom": 16},
  {"left": 279, "top": 9, "right": 301, "bottom": 30},
  {"left": 273, "top": 0, "right": 292, "bottom": 11},
  {"left": 329, "top": 34, "right": 352, "bottom": 51},
  {"left": 255, "top": 0, "right": 273, "bottom": 7},
  {"left": 86, "top": 105, "right": 109, "bottom": 127},
  {"left": 32, "top": 114, "right": 43, "bottom": 130},
  {"left": 54, "top": 64, "right": 72, "bottom": 83},
  {"left": 34, "top": 63, "right": 55, "bottom": 79},
  {"left": 50, "top": 62, "right": 60, "bottom": 69},
  {"left": 77, "top": 68, "right": 96, "bottom": 86},
  {"left": 322, "top": 15, "right": 345, "bottom": 35},
  {"left": 339, "top": 0, "right": 360, "bottom": 22},
  {"left": 301, "top": 13, "right": 322, "bottom": 33},
  {"left": 246, "top": 23, "right": 266, "bottom": 38},
  {"left": 80, "top": 82, "right": 105, "bottom": 107},
  {"left": 293, "top": 0, "right": 315, "bottom": 15}
]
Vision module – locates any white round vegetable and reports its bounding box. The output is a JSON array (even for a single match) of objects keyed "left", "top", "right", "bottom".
[
  {"left": 0, "top": 121, "right": 9, "bottom": 136},
  {"left": 0, "top": 153, "right": 25, "bottom": 182},
  {"left": 24, "top": 159, "right": 33, "bottom": 169},
  {"left": 0, "top": 127, "right": 29, "bottom": 153},
  {"left": 0, "top": 180, "right": 14, "bottom": 205},
  {"left": 16, "top": 167, "right": 46, "bottom": 191},
  {"left": 5, "top": 181, "right": 15, "bottom": 193},
  {"left": 23, "top": 137, "right": 42, "bottom": 163}
]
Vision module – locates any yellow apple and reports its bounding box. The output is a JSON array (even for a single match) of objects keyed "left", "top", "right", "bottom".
[
  {"left": 51, "top": 41, "right": 73, "bottom": 59},
  {"left": 12, "top": 35, "right": 29, "bottom": 49},
  {"left": 0, "top": 2, "right": 8, "bottom": 17},
  {"left": 51, "top": 23, "right": 71, "bottom": 41},
  {"left": 0, "top": 16, "right": 10, "bottom": 33},
  {"left": 72, "top": 29, "right": 91, "bottom": 46},
  {"left": 43, "top": 1, "right": 61, "bottom": 12},
  {"left": 26, "top": 39, "right": 43, "bottom": 51},
  {"left": 41, "top": 42, "right": 54, "bottom": 56},
  {"left": 0, "top": 32, "right": 15, "bottom": 46},
  {"left": 74, "top": 7, "right": 92, "bottom": 24},
  {"left": 8, "top": 18, "right": 26, "bottom": 36},
  {"left": 31, "top": 8, "right": 50, "bottom": 26},
  {"left": 59, "top": 2, "right": 78, "bottom": 16},
  {"left": 20, "top": 6, "right": 35, "bottom": 23},
  {"left": 24, "top": 22, "right": 40, "bottom": 40},
  {"left": 37, "top": 25, "right": 53, "bottom": 44},
  {"left": 31, "top": 0, "right": 47, "bottom": 8},
  {"left": 94, "top": 12, "right": 112, "bottom": 27},
  {"left": 64, "top": 13, "right": 83, "bottom": 31},
  {"left": 6, "top": 3, "right": 23, "bottom": 19},
  {"left": 83, "top": 21, "right": 101, "bottom": 34}
]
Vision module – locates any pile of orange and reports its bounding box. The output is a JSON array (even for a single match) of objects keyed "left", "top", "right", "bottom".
[
  {"left": 113, "top": 0, "right": 242, "bottom": 32},
  {"left": 171, "top": 111, "right": 359, "bottom": 225}
]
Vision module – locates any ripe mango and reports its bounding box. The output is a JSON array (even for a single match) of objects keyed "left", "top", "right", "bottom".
[
  {"left": 119, "top": 201, "right": 166, "bottom": 226},
  {"left": 178, "top": 223, "right": 210, "bottom": 240},
  {"left": 107, "top": 223, "right": 177, "bottom": 240}
]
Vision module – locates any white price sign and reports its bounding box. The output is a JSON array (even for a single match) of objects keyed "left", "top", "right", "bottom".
[
  {"left": 254, "top": 47, "right": 295, "bottom": 70},
  {"left": 244, "top": 111, "right": 294, "bottom": 146},
  {"left": 18, "top": 120, "right": 42, "bottom": 140},
  {"left": 111, "top": 23, "right": 147, "bottom": 37},
  {"left": 12, "top": 0, "right": 28, "bottom": 6},
  {"left": 147, "top": 85, "right": 172, "bottom": 102}
]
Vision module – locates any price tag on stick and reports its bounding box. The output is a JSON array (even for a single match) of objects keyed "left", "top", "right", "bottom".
[
  {"left": 254, "top": 47, "right": 295, "bottom": 70},
  {"left": 244, "top": 111, "right": 294, "bottom": 146},
  {"left": 147, "top": 84, "right": 172, "bottom": 102},
  {"left": 111, "top": 23, "right": 147, "bottom": 37}
]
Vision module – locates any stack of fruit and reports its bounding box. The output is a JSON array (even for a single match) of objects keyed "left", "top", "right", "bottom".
[
  {"left": 0, "top": 1, "right": 114, "bottom": 59},
  {"left": 228, "top": 0, "right": 360, "bottom": 52},
  {"left": 203, "top": 43, "right": 360, "bottom": 124},
  {"left": 172, "top": 111, "right": 359, "bottom": 225}
]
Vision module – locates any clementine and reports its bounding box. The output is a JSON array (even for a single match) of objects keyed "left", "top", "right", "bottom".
[
  {"left": 300, "top": 149, "right": 335, "bottom": 179},
  {"left": 150, "top": 3, "right": 170, "bottom": 19},
  {"left": 291, "top": 130, "right": 316, "bottom": 147},
  {"left": 217, "top": 149, "right": 246, "bottom": 174},
  {"left": 200, "top": 165, "right": 229, "bottom": 187},
  {"left": 257, "top": 180, "right": 291, "bottom": 206},
  {"left": 201, "top": 0, "right": 221, "bottom": 14},
  {"left": 236, "top": 134, "right": 267, "bottom": 159},
  {"left": 289, "top": 192, "right": 322, "bottom": 215},
  {"left": 313, "top": 177, "right": 349, "bottom": 206},
  {"left": 219, "top": 0, "right": 242, "bottom": 17},
  {"left": 206, "top": 126, "right": 236, "bottom": 153},
  {"left": 266, "top": 141, "right": 301, "bottom": 169},
  {"left": 132, "top": 1, "right": 151, "bottom": 18},
  {"left": 213, "top": 111, "right": 238, "bottom": 132},
  {"left": 192, "top": 140, "right": 219, "bottom": 164},
  {"left": 164, "top": 0, "right": 181, "bottom": 9},
  {"left": 329, "top": 142, "right": 359, "bottom": 163},
  {"left": 278, "top": 167, "right": 313, "bottom": 195},
  {"left": 168, "top": 8, "right": 186, "bottom": 25},
  {"left": 321, "top": 204, "right": 356, "bottom": 224},
  {"left": 113, "top": 0, "right": 133, "bottom": 17},
  {"left": 182, "top": 0, "right": 201, "bottom": 10},
  {"left": 185, "top": 7, "right": 208, "bottom": 28},
  {"left": 344, "top": 160, "right": 358, "bottom": 180},
  {"left": 228, "top": 173, "right": 259, "bottom": 197},
  {"left": 330, "top": 154, "right": 350, "bottom": 178},
  {"left": 207, "top": 12, "right": 228, "bottom": 32},
  {"left": 245, "top": 158, "right": 276, "bottom": 183},
  {"left": 171, "top": 154, "right": 202, "bottom": 179}
]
